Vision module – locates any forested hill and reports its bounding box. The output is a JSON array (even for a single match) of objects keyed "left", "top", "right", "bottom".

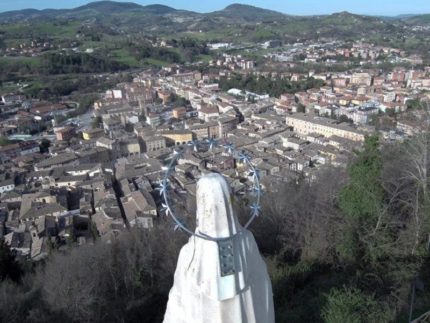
[
  {"left": 0, "top": 1, "right": 429, "bottom": 41},
  {"left": 0, "top": 1, "right": 187, "bottom": 22}
]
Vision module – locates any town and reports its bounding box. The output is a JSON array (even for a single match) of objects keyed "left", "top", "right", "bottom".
[{"left": 1, "top": 37, "right": 429, "bottom": 260}]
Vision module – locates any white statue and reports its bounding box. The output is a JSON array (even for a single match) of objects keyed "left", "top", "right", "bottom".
[{"left": 163, "top": 173, "right": 275, "bottom": 323}]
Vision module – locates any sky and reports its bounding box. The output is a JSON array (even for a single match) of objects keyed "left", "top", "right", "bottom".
[{"left": 1, "top": 0, "right": 430, "bottom": 16}]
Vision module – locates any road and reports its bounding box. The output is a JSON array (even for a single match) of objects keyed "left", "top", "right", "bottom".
[{"left": 61, "top": 109, "right": 94, "bottom": 132}]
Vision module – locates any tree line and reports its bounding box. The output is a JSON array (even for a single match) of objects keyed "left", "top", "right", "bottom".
[
  {"left": 219, "top": 73, "right": 325, "bottom": 98},
  {"left": 42, "top": 52, "right": 130, "bottom": 74},
  {"left": 0, "top": 53, "right": 131, "bottom": 83}
]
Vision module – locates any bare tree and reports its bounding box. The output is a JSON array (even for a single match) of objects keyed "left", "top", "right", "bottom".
[
  {"left": 239, "top": 166, "right": 346, "bottom": 264},
  {"left": 382, "top": 104, "right": 430, "bottom": 256},
  {"left": 35, "top": 225, "right": 186, "bottom": 323}
]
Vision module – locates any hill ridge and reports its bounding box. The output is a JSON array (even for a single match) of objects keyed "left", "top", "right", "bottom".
[{"left": 1, "top": 1, "right": 430, "bottom": 19}]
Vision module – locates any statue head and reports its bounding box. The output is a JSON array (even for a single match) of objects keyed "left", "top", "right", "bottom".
[{"left": 195, "top": 173, "right": 240, "bottom": 239}]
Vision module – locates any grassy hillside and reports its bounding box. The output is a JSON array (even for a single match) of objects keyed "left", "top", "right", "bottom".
[
  {"left": 0, "top": 1, "right": 428, "bottom": 77},
  {"left": 405, "top": 14, "right": 430, "bottom": 24},
  {"left": 208, "top": 3, "right": 291, "bottom": 22}
]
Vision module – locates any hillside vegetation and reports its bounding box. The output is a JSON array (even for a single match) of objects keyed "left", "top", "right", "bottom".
[
  {"left": 1, "top": 134, "right": 430, "bottom": 322},
  {"left": 1, "top": 1, "right": 427, "bottom": 42}
]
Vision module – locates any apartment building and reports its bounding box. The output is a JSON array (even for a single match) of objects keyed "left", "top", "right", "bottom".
[{"left": 285, "top": 113, "right": 366, "bottom": 142}]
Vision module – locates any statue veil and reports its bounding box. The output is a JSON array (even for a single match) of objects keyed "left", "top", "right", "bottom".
[{"left": 163, "top": 173, "right": 275, "bottom": 323}]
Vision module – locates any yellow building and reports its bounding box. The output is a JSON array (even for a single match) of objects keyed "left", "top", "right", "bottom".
[
  {"left": 338, "top": 98, "right": 351, "bottom": 106},
  {"left": 351, "top": 72, "right": 372, "bottom": 86},
  {"left": 82, "top": 128, "right": 105, "bottom": 141},
  {"left": 160, "top": 130, "right": 193, "bottom": 146},
  {"left": 172, "top": 106, "right": 187, "bottom": 119}
]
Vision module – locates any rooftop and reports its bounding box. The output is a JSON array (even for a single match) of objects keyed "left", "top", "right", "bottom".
[{"left": 34, "top": 153, "right": 78, "bottom": 169}]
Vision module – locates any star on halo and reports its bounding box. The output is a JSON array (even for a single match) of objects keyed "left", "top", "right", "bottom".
[
  {"left": 156, "top": 182, "right": 169, "bottom": 196},
  {"left": 206, "top": 138, "right": 218, "bottom": 151},
  {"left": 160, "top": 203, "right": 171, "bottom": 216},
  {"left": 223, "top": 143, "right": 234, "bottom": 154},
  {"left": 250, "top": 203, "right": 261, "bottom": 217}
]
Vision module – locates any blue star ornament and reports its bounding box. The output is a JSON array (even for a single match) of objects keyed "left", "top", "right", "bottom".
[
  {"left": 250, "top": 203, "right": 261, "bottom": 217},
  {"left": 207, "top": 138, "right": 218, "bottom": 151},
  {"left": 173, "top": 218, "right": 186, "bottom": 232},
  {"left": 161, "top": 203, "right": 170, "bottom": 216},
  {"left": 224, "top": 143, "right": 234, "bottom": 154},
  {"left": 239, "top": 152, "right": 250, "bottom": 163},
  {"left": 156, "top": 182, "right": 169, "bottom": 196},
  {"left": 187, "top": 140, "right": 198, "bottom": 152}
]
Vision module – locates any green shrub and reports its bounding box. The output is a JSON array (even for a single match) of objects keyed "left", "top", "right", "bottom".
[{"left": 322, "top": 287, "right": 390, "bottom": 323}]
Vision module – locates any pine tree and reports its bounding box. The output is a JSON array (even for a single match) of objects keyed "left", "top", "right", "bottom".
[{"left": 337, "top": 135, "right": 385, "bottom": 263}]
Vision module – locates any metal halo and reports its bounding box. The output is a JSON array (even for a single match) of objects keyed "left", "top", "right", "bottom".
[{"left": 158, "top": 139, "right": 262, "bottom": 242}]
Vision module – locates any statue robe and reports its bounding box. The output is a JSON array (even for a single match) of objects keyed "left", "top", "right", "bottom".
[{"left": 163, "top": 173, "right": 275, "bottom": 323}]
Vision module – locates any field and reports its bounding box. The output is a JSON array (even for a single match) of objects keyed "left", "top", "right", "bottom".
[{"left": 111, "top": 49, "right": 141, "bottom": 67}]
